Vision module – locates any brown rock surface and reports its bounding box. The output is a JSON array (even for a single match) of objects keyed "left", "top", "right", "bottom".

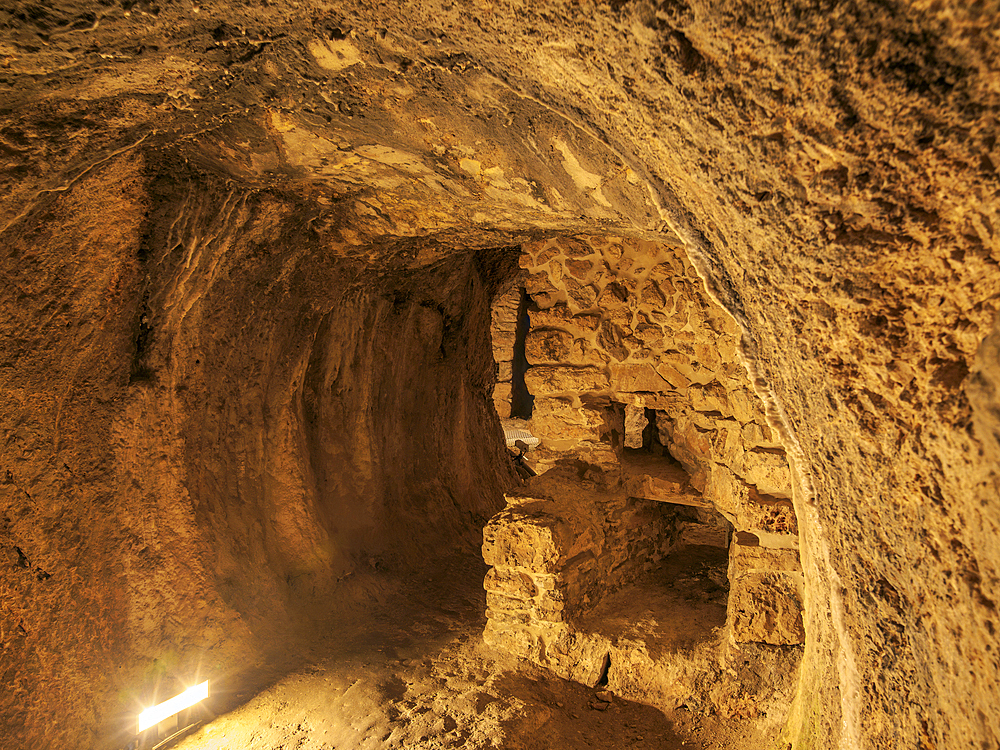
[{"left": 1, "top": 1, "right": 998, "bottom": 749}]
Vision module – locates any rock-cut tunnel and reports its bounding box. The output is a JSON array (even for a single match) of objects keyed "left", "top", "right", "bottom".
[{"left": 1, "top": 2, "right": 998, "bottom": 750}]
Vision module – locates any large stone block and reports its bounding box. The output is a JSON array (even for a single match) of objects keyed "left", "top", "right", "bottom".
[
  {"left": 597, "top": 319, "right": 630, "bottom": 361},
  {"left": 658, "top": 415, "right": 714, "bottom": 470},
  {"left": 492, "top": 285, "right": 522, "bottom": 313},
  {"left": 640, "top": 280, "right": 667, "bottom": 308},
  {"left": 525, "top": 269, "right": 554, "bottom": 295},
  {"left": 624, "top": 403, "right": 648, "bottom": 448},
  {"left": 736, "top": 449, "right": 792, "bottom": 498},
  {"left": 655, "top": 362, "right": 692, "bottom": 389},
  {"left": 529, "top": 399, "right": 608, "bottom": 444},
  {"left": 482, "top": 506, "right": 563, "bottom": 573},
  {"left": 532, "top": 599, "right": 567, "bottom": 623},
  {"left": 709, "top": 421, "right": 744, "bottom": 464},
  {"left": 729, "top": 543, "right": 801, "bottom": 573},
  {"left": 492, "top": 317, "right": 519, "bottom": 333},
  {"left": 611, "top": 363, "right": 670, "bottom": 393},
  {"left": 525, "top": 328, "right": 574, "bottom": 364},
  {"left": 656, "top": 350, "right": 715, "bottom": 384},
  {"left": 566, "top": 257, "right": 594, "bottom": 279},
  {"left": 725, "top": 388, "right": 760, "bottom": 424},
  {"left": 484, "top": 567, "right": 539, "bottom": 599},
  {"left": 560, "top": 237, "right": 599, "bottom": 258},
  {"left": 529, "top": 304, "right": 601, "bottom": 331},
  {"left": 493, "top": 396, "right": 512, "bottom": 419},
  {"left": 693, "top": 341, "right": 722, "bottom": 371},
  {"left": 565, "top": 276, "right": 598, "bottom": 308},
  {"left": 633, "top": 320, "right": 664, "bottom": 346},
  {"left": 622, "top": 463, "right": 708, "bottom": 508},
  {"left": 486, "top": 590, "right": 532, "bottom": 614},
  {"left": 530, "top": 304, "right": 574, "bottom": 330},
  {"left": 688, "top": 384, "right": 732, "bottom": 415},
  {"left": 497, "top": 359, "right": 512, "bottom": 382},
  {"left": 699, "top": 464, "right": 745, "bottom": 520},
  {"left": 526, "top": 365, "right": 609, "bottom": 395},
  {"left": 492, "top": 330, "right": 517, "bottom": 355},
  {"left": 741, "top": 420, "right": 782, "bottom": 449},
  {"left": 493, "top": 381, "right": 512, "bottom": 403},
  {"left": 483, "top": 606, "right": 533, "bottom": 627},
  {"left": 728, "top": 570, "right": 805, "bottom": 645}
]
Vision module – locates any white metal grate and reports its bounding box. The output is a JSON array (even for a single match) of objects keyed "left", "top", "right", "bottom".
[{"left": 503, "top": 427, "right": 540, "bottom": 449}]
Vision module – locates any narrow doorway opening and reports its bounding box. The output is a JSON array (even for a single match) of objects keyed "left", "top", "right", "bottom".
[{"left": 510, "top": 288, "right": 533, "bottom": 419}]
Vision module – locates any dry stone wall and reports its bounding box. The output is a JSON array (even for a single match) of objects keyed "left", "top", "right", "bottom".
[
  {"left": 490, "top": 235, "right": 804, "bottom": 646},
  {"left": 482, "top": 468, "right": 686, "bottom": 685},
  {"left": 5, "top": 0, "right": 998, "bottom": 746}
]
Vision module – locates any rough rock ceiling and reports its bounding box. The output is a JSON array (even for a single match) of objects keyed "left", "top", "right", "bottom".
[{"left": 1, "top": 1, "right": 998, "bottom": 748}]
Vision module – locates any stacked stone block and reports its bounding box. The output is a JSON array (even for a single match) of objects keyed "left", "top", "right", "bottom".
[
  {"left": 482, "top": 468, "right": 684, "bottom": 685},
  {"left": 490, "top": 234, "right": 804, "bottom": 646},
  {"left": 727, "top": 544, "right": 805, "bottom": 645}
]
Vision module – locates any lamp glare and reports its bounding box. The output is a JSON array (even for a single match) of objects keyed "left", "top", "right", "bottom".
[{"left": 137, "top": 680, "right": 210, "bottom": 733}]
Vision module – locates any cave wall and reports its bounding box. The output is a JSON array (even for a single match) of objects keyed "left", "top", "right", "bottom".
[
  {"left": 0, "top": 139, "right": 523, "bottom": 746},
  {"left": 1, "top": 1, "right": 998, "bottom": 748},
  {"left": 1, "top": 153, "right": 153, "bottom": 748}
]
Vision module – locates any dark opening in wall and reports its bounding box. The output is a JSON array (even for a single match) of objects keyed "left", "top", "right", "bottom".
[
  {"left": 641, "top": 407, "right": 659, "bottom": 452},
  {"left": 569, "top": 495, "right": 730, "bottom": 661},
  {"left": 618, "top": 404, "right": 685, "bottom": 474},
  {"left": 510, "top": 287, "right": 534, "bottom": 419}
]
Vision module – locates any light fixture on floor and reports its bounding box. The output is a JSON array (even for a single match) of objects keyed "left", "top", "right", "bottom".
[
  {"left": 137, "top": 680, "right": 210, "bottom": 734},
  {"left": 502, "top": 425, "right": 539, "bottom": 449}
]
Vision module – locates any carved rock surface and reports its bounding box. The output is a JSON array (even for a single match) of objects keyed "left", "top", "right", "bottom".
[{"left": 1, "top": 1, "right": 998, "bottom": 749}]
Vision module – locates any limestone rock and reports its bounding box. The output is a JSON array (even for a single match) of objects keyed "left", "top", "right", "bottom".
[
  {"left": 728, "top": 570, "right": 805, "bottom": 646},
  {"left": 565, "top": 277, "right": 599, "bottom": 308},
  {"left": 497, "top": 360, "right": 513, "bottom": 382},
  {"left": 482, "top": 504, "right": 564, "bottom": 574},
  {"left": 484, "top": 567, "right": 538, "bottom": 600},
  {"left": 3, "top": 1, "right": 998, "bottom": 747},
  {"left": 611, "top": 364, "right": 670, "bottom": 393},
  {"left": 623, "top": 404, "right": 648, "bottom": 449},
  {"left": 525, "top": 329, "right": 575, "bottom": 364},
  {"left": 655, "top": 362, "right": 693, "bottom": 389},
  {"left": 597, "top": 320, "right": 630, "bottom": 361},
  {"left": 525, "top": 365, "right": 610, "bottom": 396},
  {"left": 734, "top": 450, "right": 793, "bottom": 499},
  {"left": 530, "top": 398, "right": 608, "bottom": 445}
]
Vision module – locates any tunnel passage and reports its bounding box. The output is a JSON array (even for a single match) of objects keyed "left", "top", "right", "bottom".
[
  {"left": 2, "top": 1, "right": 999, "bottom": 747},
  {"left": 484, "top": 234, "right": 805, "bottom": 714},
  {"left": 0, "top": 49, "right": 692, "bottom": 744}
]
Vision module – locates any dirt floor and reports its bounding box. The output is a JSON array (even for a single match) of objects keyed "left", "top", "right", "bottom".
[{"left": 162, "top": 553, "right": 751, "bottom": 750}]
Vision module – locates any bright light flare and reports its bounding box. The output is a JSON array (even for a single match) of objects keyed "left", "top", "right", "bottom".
[{"left": 137, "top": 680, "right": 210, "bottom": 733}]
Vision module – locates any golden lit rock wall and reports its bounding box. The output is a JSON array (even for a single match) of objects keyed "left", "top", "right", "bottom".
[
  {"left": 482, "top": 468, "right": 685, "bottom": 685},
  {"left": 0, "top": 137, "right": 521, "bottom": 746},
  {"left": 1, "top": 0, "right": 998, "bottom": 747}
]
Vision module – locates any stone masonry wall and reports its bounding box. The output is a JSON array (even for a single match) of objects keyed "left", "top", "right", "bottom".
[
  {"left": 481, "top": 468, "right": 686, "bottom": 685},
  {"left": 491, "top": 235, "right": 803, "bottom": 646}
]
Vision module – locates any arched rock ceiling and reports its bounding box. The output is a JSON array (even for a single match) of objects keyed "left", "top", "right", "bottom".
[{"left": 1, "top": 1, "right": 999, "bottom": 749}]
